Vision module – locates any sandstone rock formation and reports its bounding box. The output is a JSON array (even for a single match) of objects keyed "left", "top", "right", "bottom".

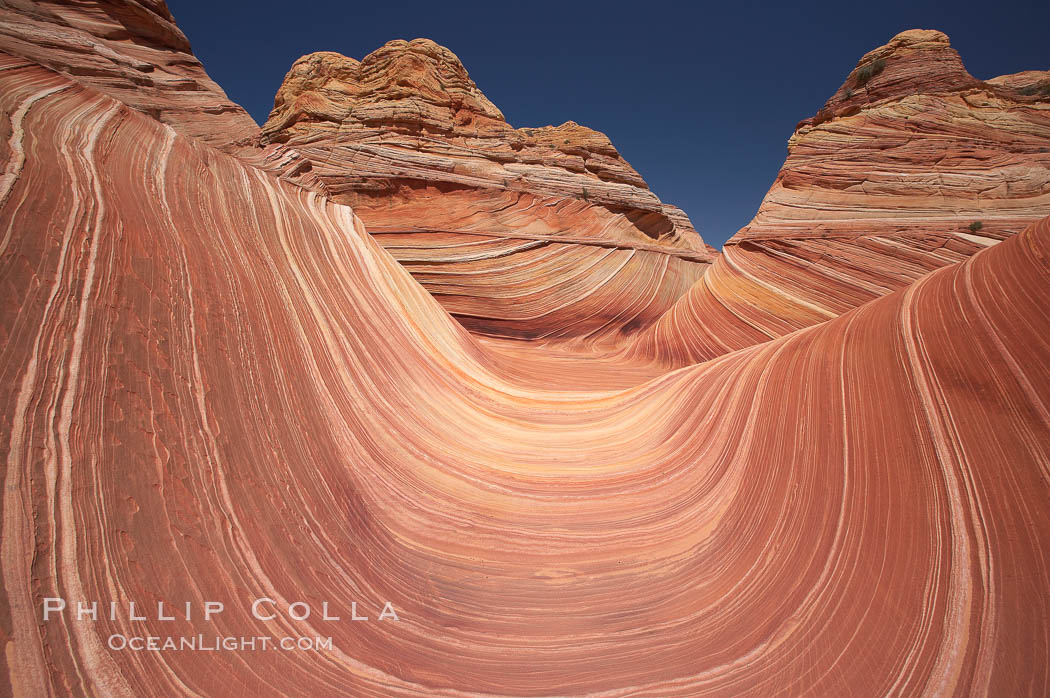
[
  {"left": 768, "top": 29, "right": 1050, "bottom": 240},
  {"left": 2, "top": 6, "right": 1050, "bottom": 697},
  {"left": 255, "top": 39, "right": 714, "bottom": 340},
  {"left": 627, "top": 29, "right": 1050, "bottom": 366},
  {"left": 0, "top": 0, "right": 257, "bottom": 147}
]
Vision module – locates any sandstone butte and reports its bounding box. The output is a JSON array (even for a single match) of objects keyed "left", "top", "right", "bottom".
[
  {"left": 249, "top": 38, "right": 717, "bottom": 342},
  {"left": 628, "top": 29, "right": 1050, "bottom": 365},
  {"left": 1, "top": 2, "right": 1049, "bottom": 697}
]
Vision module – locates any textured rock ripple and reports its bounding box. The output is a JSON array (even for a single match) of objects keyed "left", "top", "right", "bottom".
[{"left": 2, "top": 52, "right": 1050, "bottom": 696}]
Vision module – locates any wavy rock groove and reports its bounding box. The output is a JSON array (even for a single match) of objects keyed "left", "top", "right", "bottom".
[
  {"left": 3, "top": 49, "right": 1050, "bottom": 696},
  {"left": 2, "top": 3, "right": 1050, "bottom": 696}
]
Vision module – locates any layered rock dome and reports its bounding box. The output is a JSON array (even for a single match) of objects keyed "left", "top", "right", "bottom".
[
  {"left": 0, "top": 0, "right": 257, "bottom": 147},
  {"left": 626, "top": 29, "right": 1050, "bottom": 365},
  {"left": 254, "top": 38, "right": 714, "bottom": 340}
]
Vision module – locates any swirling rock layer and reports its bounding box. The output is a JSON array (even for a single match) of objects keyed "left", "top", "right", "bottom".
[
  {"left": 254, "top": 39, "right": 713, "bottom": 339},
  {"left": 3, "top": 11, "right": 1050, "bottom": 698},
  {"left": 0, "top": 0, "right": 258, "bottom": 147}
]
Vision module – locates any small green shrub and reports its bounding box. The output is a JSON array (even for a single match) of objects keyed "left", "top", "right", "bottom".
[
  {"left": 855, "top": 57, "right": 887, "bottom": 86},
  {"left": 969, "top": 220, "right": 984, "bottom": 233},
  {"left": 1011, "top": 83, "right": 1047, "bottom": 97}
]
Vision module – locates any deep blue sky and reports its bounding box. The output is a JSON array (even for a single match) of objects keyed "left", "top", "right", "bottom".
[{"left": 171, "top": 0, "right": 1049, "bottom": 249}]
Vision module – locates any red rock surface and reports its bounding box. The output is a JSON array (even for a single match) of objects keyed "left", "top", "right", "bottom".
[
  {"left": 0, "top": 0, "right": 258, "bottom": 147},
  {"left": 2, "top": 10, "right": 1050, "bottom": 698},
  {"left": 628, "top": 29, "right": 1050, "bottom": 366},
  {"left": 254, "top": 39, "right": 714, "bottom": 340}
]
